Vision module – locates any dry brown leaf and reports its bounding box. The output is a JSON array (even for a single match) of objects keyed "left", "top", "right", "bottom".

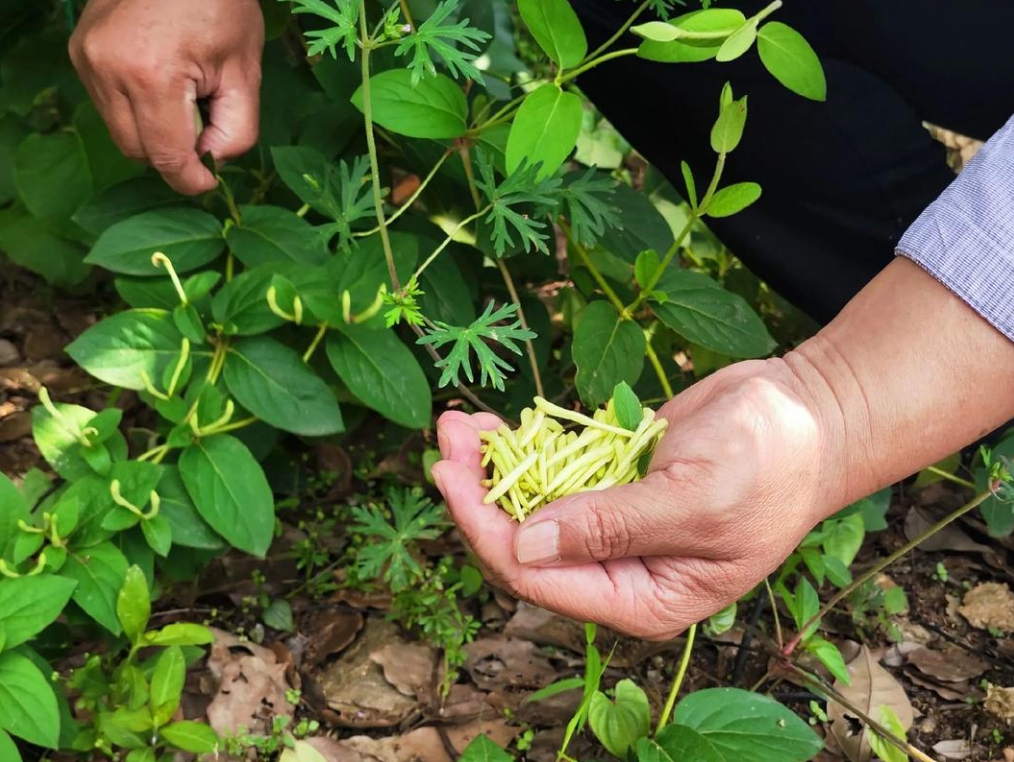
[
  {"left": 828, "top": 646, "right": 914, "bottom": 762},
  {"left": 370, "top": 642, "right": 436, "bottom": 698},
  {"left": 985, "top": 685, "right": 1014, "bottom": 722},
  {"left": 302, "top": 736, "right": 364, "bottom": 762},
  {"left": 959, "top": 583, "right": 1014, "bottom": 632},
  {"left": 445, "top": 720, "right": 519, "bottom": 755},
  {"left": 320, "top": 619, "right": 418, "bottom": 728},
  {"left": 205, "top": 639, "right": 296, "bottom": 736},
  {"left": 933, "top": 739, "right": 974, "bottom": 760},
  {"left": 336, "top": 728, "right": 452, "bottom": 762},
  {"left": 904, "top": 506, "right": 991, "bottom": 554},
  {"left": 463, "top": 637, "right": 557, "bottom": 693},
  {"left": 904, "top": 671, "right": 969, "bottom": 701},
  {"left": 503, "top": 603, "right": 586, "bottom": 654},
  {"left": 300, "top": 610, "right": 365, "bottom": 667},
  {"left": 907, "top": 647, "right": 988, "bottom": 683}
]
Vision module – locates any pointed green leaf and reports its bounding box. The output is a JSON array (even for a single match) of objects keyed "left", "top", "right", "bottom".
[
  {"left": 226, "top": 205, "right": 328, "bottom": 267},
  {"left": 0, "top": 729, "right": 22, "bottom": 762},
  {"left": 0, "top": 652, "right": 60, "bottom": 748},
  {"left": 506, "top": 83, "right": 583, "bottom": 179},
  {"left": 117, "top": 566, "right": 151, "bottom": 645},
  {"left": 757, "top": 22, "right": 827, "bottom": 101},
  {"left": 0, "top": 576, "right": 77, "bottom": 650},
  {"left": 85, "top": 209, "right": 225, "bottom": 276},
  {"left": 352, "top": 70, "right": 467, "bottom": 139},
  {"left": 588, "top": 679, "right": 651, "bottom": 758},
  {"left": 61, "top": 542, "right": 130, "bottom": 634},
  {"left": 573, "top": 301, "right": 646, "bottom": 408},
  {"left": 150, "top": 647, "right": 186, "bottom": 727},
  {"left": 516, "top": 0, "right": 587, "bottom": 69},
  {"left": 710, "top": 96, "right": 747, "bottom": 154},
  {"left": 716, "top": 21, "right": 757, "bottom": 62},
  {"left": 159, "top": 721, "right": 219, "bottom": 753},
  {"left": 14, "top": 130, "right": 92, "bottom": 220},
  {"left": 706, "top": 182, "right": 762, "bottom": 218}
]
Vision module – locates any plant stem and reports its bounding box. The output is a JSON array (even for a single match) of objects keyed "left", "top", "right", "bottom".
[
  {"left": 206, "top": 416, "right": 258, "bottom": 436},
  {"left": 359, "top": 8, "right": 401, "bottom": 291},
  {"left": 655, "top": 624, "right": 697, "bottom": 734},
  {"left": 562, "top": 220, "right": 628, "bottom": 316},
  {"left": 559, "top": 48, "right": 640, "bottom": 85},
  {"left": 496, "top": 258, "right": 545, "bottom": 398},
  {"left": 925, "top": 465, "right": 975, "bottom": 489},
  {"left": 764, "top": 577, "right": 783, "bottom": 651},
  {"left": 355, "top": 149, "right": 454, "bottom": 237},
  {"left": 644, "top": 328, "right": 674, "bottom": 399},
  {"left": 412, "top": 208, "right": 489, "bottom": 281},
  {"left": 303, "top": 323, "right": 329, "bottom": 363},
  {"left": 783, "top": 489, "right": 993, "bottom": 655},
  {"left": 584, "top": 0, "right": 651, "bottom": 63}
]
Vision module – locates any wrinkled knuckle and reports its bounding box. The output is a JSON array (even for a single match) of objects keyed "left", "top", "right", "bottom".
[
  {"left": 148, "top": 152, "right": 189, "bottom": 174},
  {"left": 577, "top": 497, "right": 632, "bottom": 561}
]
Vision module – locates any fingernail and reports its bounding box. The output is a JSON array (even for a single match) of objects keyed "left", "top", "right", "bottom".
[
  {"left": 437, "top": 428, "right": 451, "bottom": 457},
  {"left": 516, "top": 521, "right": 560, "bottom": 566}
]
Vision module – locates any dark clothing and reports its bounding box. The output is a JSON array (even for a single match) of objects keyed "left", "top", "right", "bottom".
[{"left": 573, "top": 0, "right": 1014, "bottom": 324}]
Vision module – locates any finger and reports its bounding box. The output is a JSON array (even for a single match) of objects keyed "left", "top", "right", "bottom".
[
  {"left": 435, "top": 411, "right": 502, "bottom": 463},
  {"left": 95, "top": 88, "right": 146, "bottom": 160},
  {"left": 129, "top": 76, "right": 217, "bottom": 195},
  {"left": 512, "top": 467, "right": 730, "bottom": 567},
  {"left": 195, "top": 60, "right": 261, "bottom": 161}
]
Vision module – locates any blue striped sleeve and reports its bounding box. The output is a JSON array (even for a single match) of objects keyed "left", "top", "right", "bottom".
[{"left": 898, "top": 114, "right": 1014, "bottom": 342}]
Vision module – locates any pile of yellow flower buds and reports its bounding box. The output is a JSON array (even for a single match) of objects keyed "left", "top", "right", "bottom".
[{"left": 479, "top": 387, "right": 668, "bottom": 522}]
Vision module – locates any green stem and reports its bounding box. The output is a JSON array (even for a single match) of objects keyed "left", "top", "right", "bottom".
[
  {"left": 355, "top": 149, "right": 453, "bottom": 237},
  {"left": 217, "top": 174, "right": 242, "bottom": 225},
  {"left": 655, "top": 623, "right": 697, "bottom": 734},
  {"left": 583, "top": 0, "right": 651, "bottom": 63},
  {"left": 764, "top": 577, "right": 783, "bottom": 651},
  {"left": 303, "top": 323, "right": 329, "bottom": 363},
  {"left": 783, "top": 489, "right": 993, "bottom": 655},
  {"left": 412, "top": 208, "right": 489, "bottom": 281},
  {"left": 925, "top": 465, "right": 975, "bottom": 490},
  {"left": 644, "top": 328, "right": 674, "bottom": 399},
  {"left": 558, "top": 49, "right": 640, "bottom": 85},
  {"left": 563, "top": 220, "right": 628, "bottom": 317},
  {"left": 496, "top": 258, "right": 545, "bottom": 398},
  {"left": 359, "top": 8, "right": 401, "bottom": 291},
  {"left": 205, "top": 416, "right": 258, "bottom": 436}
]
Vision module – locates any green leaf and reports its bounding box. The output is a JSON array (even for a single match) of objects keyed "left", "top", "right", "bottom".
[
  {"left": 142, "top": 513, "right": 173, "bottom": 558},
  {"left": 31, "top": 402, "right": 123, "bottom": 481},
  {"left": 589, "top": 679, "right": 651, "bottom": 758},
  {"left": 757, "top": 22, "right": 827, "bottom": 101},
  {"left": 716, "top": 21, "right": 757, "bottom": 62},
  {"left": 263, "top": 599, "right": 295, "bottom": 632},
  {"left": 612, "top": 382, "right": 642, "bottom": 431},
  {"left": 506, "top": 84, "right": 583, "bottom": 179},
  {"left": 417, "top": 301, "right": 536, "bottom": 392},
  {"left": 211, "top": 266, "right": 285, "bottom": 336},
  {"left": 226, "top": 205, "right": 329, "bottom": 268},
  {"left": 0, "top": 474, "right": 28, "bottom": 560},
  {"left": 0, "top": 576, "right": 77, "bottom": 651},
  {"left": 474, "top": 149, "right": 561, "bottom": 256},
  {"left": 61, "top": 542, "right": 130, "bottom": 634},
  {"left": 785, "top": 577, "right": 820, "bottom": 641},
  {"left": 597, "top": 183, "right": 674, "bottom": 264},
  {"left": 145, "top": 623, "right": 215, "bottom": 648},
  {"left": 158, "top": 467, "right": 225, "bottom": 551},
  {"left": 821, "top": 513, "right": 864, "bottom": 568},
  {"left": 223, "top": 336, "right": 344, "bottom": 436},
  {"left": 116, "top": 271, "right": 221, "bottom": 311},
  {"left": 703, "top": 602, "right": 737, "bottom": 637},
  {"left": 459, "top": 734, "right": 512, "bottom": 762},
  {"left": 805, "top": 636, "right": 850, "bottom": 686},
  {"left": 706, "top": 182, "right": 762, "bottom": 218},
  {"left": 0, "top": 729, "right": 22, "bottom": 762},
  {"left": 73, "top": 177, "right": 181, "bottom": 237},
  {"left": 179, "top": 435, "right": 275, "bottom": 558},
  {"left": 66, "top": 309, "right": 186, "bottom": 391},
  {"left": 516, "top": 0, "right": 587, "bottom": 69},
  {"left": 150, "top": 647, "right": 186, "bottom": 726},
  {"left": 710, "top": 95, "right": 748, "bottom": 154},
  {"left": 73, "top": 101, "right": 145, "bottom": 193},
  {"left": 117, "top": 566, "right": 151, "bottom": 645},
  {"left": 573, "top": 301, "right": 646, "bottom": 408},
  {"left": 680, "top": 161, "right": 699, "bottom": 210},
  {"left": 14, "top": 130, "right": 92, "bottom": 220},
  {"left": 636, "top": 9, "right": 744, "bottom": 63},
  {"left": 125, "top": 749, "right": 156, "bottom": 762},
  {"left": 289, "top": 0, "right": 359, "bottom": 60},
  {"left": 85, "top": 208, "right": 224, "bottom": 276},
  {"left": 395, "top": 0, "right": 491, "bottom": 83},
  {"left": 327, "top": 324, "right": 432, "bottom": 429},
  {"left": 661, "top": 688, "right": 822, "bottom": 762},
  {"left": 560, "top": 168, "right": 620, "bottom": 247},
  {"left": 524, "top": 677, "right": 585, "bottom": 704},
  {"left": 650, "top": 271, "right": 774, "bottom": 358},
  {"left": 0, "top": 651, "right": 60, "bottom": 748},
  {"left": 159, "top": 721, "right": 219, "bottom": 753},
  {"left": 635, "top": 250, "right": 662, "bottom": 291},
  {"left": 0, "top": 205, "right": 90, "bottom": 286},
  {"left": 868, "top": 706, "right": 908, "bottom": 762},
  {"left": 352, "top": 70, "right": 467, "bottom": 139}
]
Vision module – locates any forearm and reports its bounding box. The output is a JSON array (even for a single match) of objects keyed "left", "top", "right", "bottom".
[{"left": 787, "top": 256, "right": 1014, "bottom": 511}]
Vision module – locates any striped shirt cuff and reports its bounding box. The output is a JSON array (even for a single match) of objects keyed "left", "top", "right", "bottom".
[{"left": 898, "top": 113, "right": 1014, "bottom": 343}]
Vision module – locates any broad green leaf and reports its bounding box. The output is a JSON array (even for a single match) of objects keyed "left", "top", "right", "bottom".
[
  {"left": 0, "top": 651, "right": 60, "bottom": 748},
  {"left": 597, "top": 184, "right": 674, "bottom": 264},
  {"left": 326, "top": 325, "right": 431, "bottom": 430},
  {"left": 211, "top": 266, "right": 285, "bottom": 336},
  {"left": 706, "top": 182, "right": 762, "bottom": 218},
  {"left": 573, "top": 301, "right": 646, "bottom": 408},
  {"left": 352, "top": 70, "right": 467, "bottom": 139},
  {"left": 223, "top": 336, "right": 344, "bottom": 436},
  {"left": 0, "top": 205, "right": 90, "bottom": 287},
  {"left": 73, "top": 177, "right": 181, "bottom": 237},
  {"left": 14, "top": 130, "right": 92, "bottom": 220},
  {"left": 716, "top": 21, "right": 758, "bottom": 62},
  {"left": 61, "top": 542, "right": 130, "bottom": 634},
  {"left": 710, "top": 96, "right": 747, "bottom": 154},
  {"left": 612, "top": 381, "right": 642, "bottom": 431},
  {"left": 418, "top": 254, "right": 477, "bottom": 326},
  {"left": 158, "top": 468, "right": 225, "bottom": 550},
  {"left": 639, "top": 729, "right": 720, "bottom": 762},
  {"left": 636, "top": 9, "right": 745, "bottom": 63},
  {"left": 0, "top": 474, "right": 28, "bottom": 560},
  {"left": 150, "top": 647, "right": 185, "bottom": 726},
  {"left": 662, "top": 687, "right": 822, "bottom": 762},
  {"left": 516, "top": 0, "right": 587, "bottom": 69},
  {"left": 506, "top": 83, "right": 583, "bottom": 179},
  {"left": 226, "top": 205, "right": 328, "bottom": 267},
  {"left": 85, "top": 209, "right": 225, "bottom": 276},
  {"left": 73, "top": 101, "right": 145, "bottom": 193},
  {"left": 179, "top": 435, "right": 275, "bottom": 558},
  {"left": 145, "top": 623, "right": 215, "bottom": 647},
  {"left": 458, "top": 734, "right": 512, "bottom": 762},
  {"left": 787, "top": 577, "right": 820, "bottom": 640},
  {"left": 806, "top": 636, "right": 850, "bottom": 686},
  {"left": 116, "top": 271, "right": 221, "bottom": 311},
  {"left": 868, "top": 706, "right": 908, "bottom": 762},
  {"left": 125, "top": 749, "right": 156, "bottom": 762},
  {"left": 704, "top": 602, "right": 737, "bottom": 637},
  {"left": 99, "top": 706, "right": 152, "bottom": 748},
  {"left": 0, "top": 116, "right": 29, "bottom": 206},
  {"left": 589, "top": 679, "right": 651, "bottom": 758},
  {"left": 31, "top": 402, "right": 126, "bottom": 481},
  {"left": 263, "top": 599, "right": 294, "bottom": 632},
  {"left": 821, "top": 513, "right": 865, "bottom": 568},
  {"left": 757, "top": 22, "right": 827, "bottom": 101},
  {"left": 650, "top": 271, "right": 774, "bottom": 358},
  {"left": 159, "top": 721, "right": 219, "bottom": 753},
  {"left": 0, "top": 730, "right": 21, "bottom": 762},
  {"left": 117, "top": 566, "right": 151, "bottom": 645},
  {"left": 0, "top": 576, "right": 77, "bottom": 650},
  {"left": 66, "top": 309, "right": 186, "bottom": 391}
]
